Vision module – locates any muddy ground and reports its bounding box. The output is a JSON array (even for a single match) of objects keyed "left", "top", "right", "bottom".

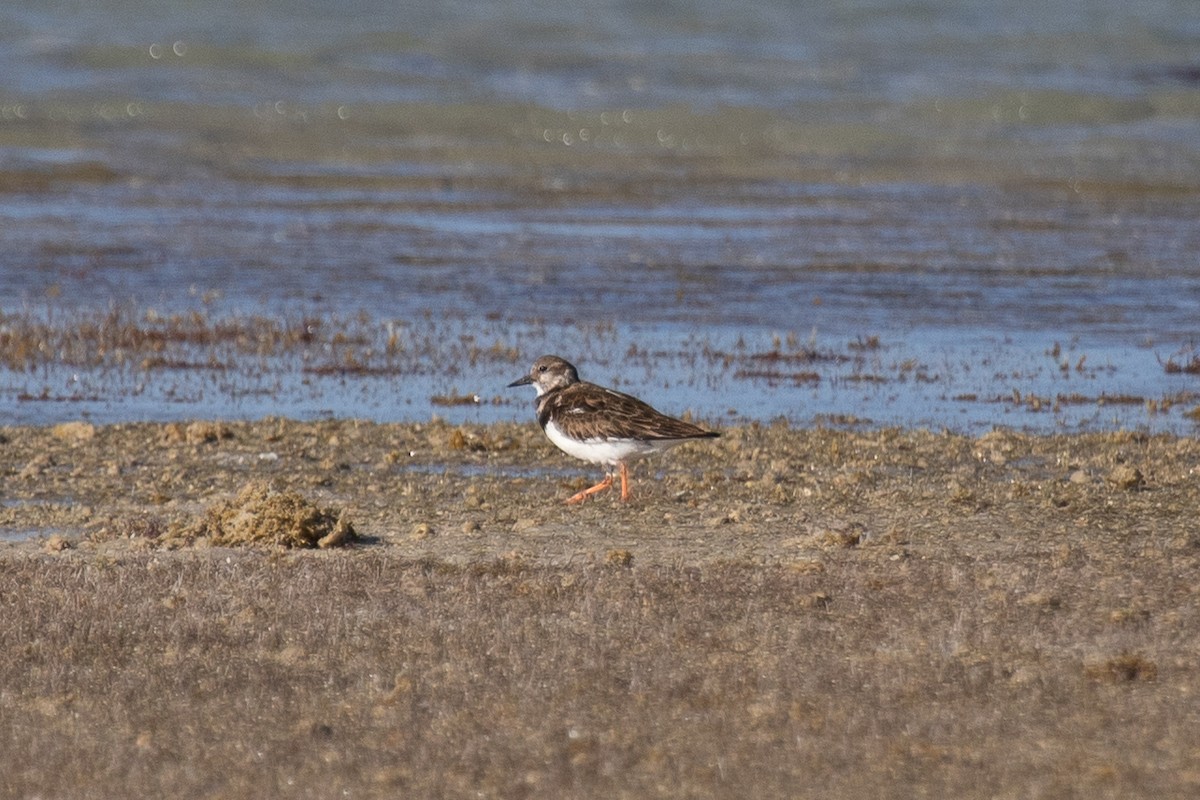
[{"left": 2, "top": 419, "right": 1199, "bottom": 797}]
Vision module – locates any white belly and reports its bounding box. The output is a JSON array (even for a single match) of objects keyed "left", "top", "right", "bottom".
[{"left": 544, "top": 419, "right": 678, "bottom": 466}]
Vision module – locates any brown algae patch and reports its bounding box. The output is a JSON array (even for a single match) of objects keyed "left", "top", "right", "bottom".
[{"left": 172, "top": 481, "right": 356, "bottom": 549}]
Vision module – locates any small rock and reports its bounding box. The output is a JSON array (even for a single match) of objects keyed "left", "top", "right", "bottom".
[
  {"left": 411, "top": 522, "right": 435, "bottom": 540},
  {"left": 707, "top": 508, "right": 741, "bottom": 526},
  {"left": 1084, "top": 652, "right": 1157, "bottom": 683},
  {"left": 51, "top": 421, "right": 95, "bottom": 443},
  {"left": 802, "top": 591, "right": 832, "bottom": 610},
  {"left": 1019, "top": 591, "right": 1061, "bottom": 609},
  {"left": 159, "top": 423, "right": 186, "bottom": 444},
  {"left": 1107, "top": 465, "right": 1144, "bottom": 491},
  {"left": 317, "top": 512, "right": 356, "bottom": 548},
  {"left": 1068, "top": 469, "right": 1090, "bottom": 485},
  {"left": 185, "top": 421, "right": 230, "bottom": 445},
  {"left": 604, "top": 549, "right": 634, "bottom": 568},
  {"left": 818, "top": 528, "right": 862, "bottom": 549},
  {"left": 44, "top": 534, "right": 72, "bottom": 553}
]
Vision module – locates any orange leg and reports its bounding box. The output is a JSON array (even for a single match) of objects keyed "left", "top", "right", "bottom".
[
  {"left": 618, "top": 462, "right": 631, "bottom": 501},
  {"left": 566, "top": 473, "right": 614, "bottom": 504}
]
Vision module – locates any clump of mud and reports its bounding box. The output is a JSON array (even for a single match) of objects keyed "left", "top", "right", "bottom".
[
  {"left": 176, "top": 482, "right": 356, "bottom": 549},
  {"left": 160, "top": 421, "right": 233, "bottom": 445}
]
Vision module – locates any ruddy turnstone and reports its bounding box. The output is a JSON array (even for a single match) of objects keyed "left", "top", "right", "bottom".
[{"left": 508, "top": 355, "right": 719, "bottom": 504}]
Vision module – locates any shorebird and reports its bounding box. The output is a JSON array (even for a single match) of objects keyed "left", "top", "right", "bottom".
[{"left": 508, "top": 355, "right": 719, "bottom": 503}]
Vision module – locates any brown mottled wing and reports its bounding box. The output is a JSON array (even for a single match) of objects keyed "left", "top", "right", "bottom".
[{"left": 543, "top": 382, "right": 719, "bottom": 442}]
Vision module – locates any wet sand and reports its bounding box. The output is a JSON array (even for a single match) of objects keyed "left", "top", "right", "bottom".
[
  {"left": 5, "top": 417, "right": 1197, "bottom": 562},
  {"left": 3, "top": 419, "right": 1199, "bottom": 796}
]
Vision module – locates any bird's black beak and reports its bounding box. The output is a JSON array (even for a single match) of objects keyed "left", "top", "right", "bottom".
[{"left": 507, "top": 374, "right": 533, "bottom": 388}]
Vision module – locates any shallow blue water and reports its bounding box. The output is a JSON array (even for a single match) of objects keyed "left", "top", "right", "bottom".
[{"left": 2, "top": 1, "right": 1199, "bottom": 432}]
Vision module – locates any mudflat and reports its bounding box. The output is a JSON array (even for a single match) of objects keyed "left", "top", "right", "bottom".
[{"left": 2, "top": 419, "right": 1198, "bottom": 797}]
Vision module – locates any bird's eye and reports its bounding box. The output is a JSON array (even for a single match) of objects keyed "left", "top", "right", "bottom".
[{"left": 537, "top": 365, "right": 547, "bottom": 373}]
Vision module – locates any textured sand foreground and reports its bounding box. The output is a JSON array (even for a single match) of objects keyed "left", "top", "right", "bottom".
[{"left": 2, "top": 420, "right": 1198, "bottom": 797}]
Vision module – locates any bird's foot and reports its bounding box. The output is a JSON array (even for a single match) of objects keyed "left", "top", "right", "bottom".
[{"left": 566, "top": 474, "right": 614, "bottom": 504}]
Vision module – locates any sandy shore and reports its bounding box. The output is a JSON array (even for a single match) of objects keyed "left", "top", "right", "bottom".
[
  {"left": 2, "top": 419, "right": 1198, "bottom": 796},
  {"left": 5, "top": 418, "right": 1195, "bottom": 558}
]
